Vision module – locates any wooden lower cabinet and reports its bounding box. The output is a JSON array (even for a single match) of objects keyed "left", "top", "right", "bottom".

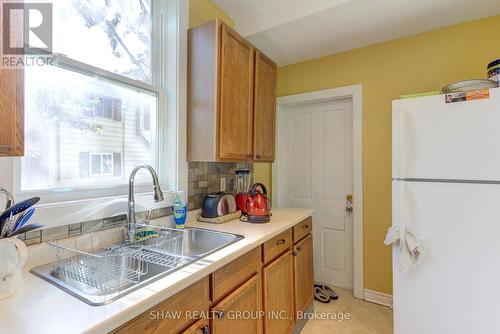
[
  {"left": 112, "top": 277, "right": 210, "bottom": 334},
  {"left": 293, "top": 234, "right": 314, "bottom": 314},
  {"left": 263, "top": 250, "right": 295, "bottom": 334},
  {"left": 111, "top": 218, "right": 314, "bottom": 334},
  {"left": 211, "top": 273, "right": 263, "bottom": 334},
  {"left": 182, "top": 319, "right": 210, "bottom": 334},
  {"left": 211, "top": 246, "right": 261, "bottom": 303},
  {"left": 262, "top": 229, "right": 293, "bottom": 265}
]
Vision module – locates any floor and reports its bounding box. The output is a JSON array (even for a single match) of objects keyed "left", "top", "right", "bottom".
[{"left": 301, "top": 288, "right": 393, "bottom": 334}]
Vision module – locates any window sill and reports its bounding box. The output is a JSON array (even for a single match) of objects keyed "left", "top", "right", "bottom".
[{"left": 29, "top": 190, "right": 177, "bottom": 229}]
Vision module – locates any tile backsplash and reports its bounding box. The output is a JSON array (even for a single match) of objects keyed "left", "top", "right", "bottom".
[
  {"left": 20, "top": 207, "right": 172, "bottom": 246},
  {"left": 20, "top": 162, "right": 252, "bottom": 246},
  {"left": 187, "top": 162, "right": 253, "bottom": 210}
]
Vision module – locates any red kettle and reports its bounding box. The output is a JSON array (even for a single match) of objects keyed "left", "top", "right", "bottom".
[{"left": 245, "top": 183, "right": 271, "bottom": 223}]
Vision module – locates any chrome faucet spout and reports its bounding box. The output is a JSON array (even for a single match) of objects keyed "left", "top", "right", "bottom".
[{"left": 127, "top": 164, "right": 164, "bottom": 242}]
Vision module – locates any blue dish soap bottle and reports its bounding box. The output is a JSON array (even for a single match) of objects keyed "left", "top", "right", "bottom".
[{"left": 173, "top": 191, "right": 187, "bottom": 229}]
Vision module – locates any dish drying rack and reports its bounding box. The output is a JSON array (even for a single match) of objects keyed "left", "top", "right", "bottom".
[{"left": 48, "top": 224, "right": 192, "bottom": 296}]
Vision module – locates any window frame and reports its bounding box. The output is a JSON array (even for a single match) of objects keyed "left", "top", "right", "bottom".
[{"left": 3, "top": 0, "right": 189, "bottom": 228}]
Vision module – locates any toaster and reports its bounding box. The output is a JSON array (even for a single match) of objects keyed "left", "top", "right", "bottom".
[{"left": 201, "top": 192, "right": 237, "bottom": 218}]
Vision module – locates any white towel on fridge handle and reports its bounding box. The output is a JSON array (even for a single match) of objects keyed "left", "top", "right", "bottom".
[{"left": 384, "top": 225, "right": 422, "bottom": 271}]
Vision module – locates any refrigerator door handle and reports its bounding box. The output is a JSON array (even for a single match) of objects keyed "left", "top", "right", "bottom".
[
  {"left": 399, "top": 108, "right": 407, "bottom": 179},
  {"left": 398, "top": 181, "right": 406, "bottom": 227}
]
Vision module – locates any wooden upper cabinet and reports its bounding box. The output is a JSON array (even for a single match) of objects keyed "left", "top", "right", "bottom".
[
  {"left": 0, "top": 3, "right": 24, "bottom": 157},
  {"left": 218, "top": 24, "right": 255, "bottom": 161},
  {"left": 253, "top": 51, "right": 277, "bottom": 162},
  {"left": 0, "top": 69, "right": 24, "bottom": 156},
  {"left": 187, "top": 20, "right": 276, "bottom": 162}
]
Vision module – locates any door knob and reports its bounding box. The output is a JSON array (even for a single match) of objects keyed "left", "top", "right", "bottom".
[{"left": 346, "top": 194, "right": 353, "bottom": 214}]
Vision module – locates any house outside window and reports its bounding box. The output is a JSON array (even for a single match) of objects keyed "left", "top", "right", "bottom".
[{"left": 20, "top": 0, "right": 163, "bottom": 193}]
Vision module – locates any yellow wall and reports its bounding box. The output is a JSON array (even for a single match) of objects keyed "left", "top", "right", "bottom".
[
  {"left": 189, "top": 0, "right": 234, "bottom": 28},
  {"left": 253, "top": 163, "right": 272, "bottom": 197},
  {"left": 278, "top": 15, "right": 500, "bottom": 294}
]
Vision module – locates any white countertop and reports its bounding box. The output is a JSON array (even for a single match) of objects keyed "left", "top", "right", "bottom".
[{"left": 0, "top": 208, "right": 314, "bottom": 334}]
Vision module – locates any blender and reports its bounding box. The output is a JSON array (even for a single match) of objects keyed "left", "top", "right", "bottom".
[{"left": 234, "top": 170, "right": 251, "bottom": 214}]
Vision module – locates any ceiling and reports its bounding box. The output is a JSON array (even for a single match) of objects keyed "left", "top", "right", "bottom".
[{"left": 213, "top": 0, "right": 500, "bottom": 66}]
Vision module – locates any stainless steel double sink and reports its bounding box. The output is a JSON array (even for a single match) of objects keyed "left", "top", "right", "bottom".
[{"left": 31, "top": 225, "right": 244, "bottom": 306}]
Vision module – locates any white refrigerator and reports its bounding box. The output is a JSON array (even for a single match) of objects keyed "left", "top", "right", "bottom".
[{"left": 392, "top": 88, "right": 500, "bottom": 334}]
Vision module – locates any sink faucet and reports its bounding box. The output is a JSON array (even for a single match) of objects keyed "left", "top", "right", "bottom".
[{"left": 127, "top": 164, "right": 164, "bottom": 242}]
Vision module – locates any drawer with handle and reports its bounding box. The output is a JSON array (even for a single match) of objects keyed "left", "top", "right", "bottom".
[
  {"left": 293, "top": 217, "right": 312, "bottom": 243},
  {"left": 263, "top": 229, "right": 292, "bottom": 264},
  {"left": 182, "top": 318, "right": 210, "bottom": 334},
  {"left": 211, "top": 246, "right": 262, "bottom": 303}
]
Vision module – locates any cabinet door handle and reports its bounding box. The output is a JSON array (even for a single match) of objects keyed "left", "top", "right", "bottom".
[
  {"left": 216, "top": 310, "right": 225, "bottom": 319},
  {"left": 0, "top": 145, "right": 12, "bottom": 151},
  {"left": 201, "top": 325, "right": 210, "bottom": 334},
  {"left": 293, "top": 246, "right": 302, "bottom": 256},
  {"left": 277, "top": 239, "right": 286, "bottom": 245},
  {"left": 256, "top": 154, "right": 261, "bottom": 159}
]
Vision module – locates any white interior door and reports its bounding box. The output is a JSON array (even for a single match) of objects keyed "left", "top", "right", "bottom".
[{"left": 276, "top": 98, "right": 354, "bottom": 289}]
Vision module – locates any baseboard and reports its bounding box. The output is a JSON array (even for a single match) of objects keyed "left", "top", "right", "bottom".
[
  {"left": 293, "top": 302, "right": 314, "bottom": 334},
  {"left": 364, "top": 289, "right": 393, "bottom": 308}
]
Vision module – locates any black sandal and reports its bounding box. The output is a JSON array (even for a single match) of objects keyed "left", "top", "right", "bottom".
[
  {"left": 314, "top": 286, "right": 330, "bottom": 303},
  {"left": 314, "top": 284, "right": 339, "bottom": 300}
]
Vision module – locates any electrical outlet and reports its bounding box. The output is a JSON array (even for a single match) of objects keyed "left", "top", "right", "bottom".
[{"left": 220, "top": 178, "right": 226, "bottom": 192}]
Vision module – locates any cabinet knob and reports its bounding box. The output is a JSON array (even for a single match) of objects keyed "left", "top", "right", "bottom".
[
  {"left": 297, "top": 246, "right": 302, "bottom": 252},
  {"left": 216, "top": 310, "right": 225, "bottom": 319},
  {"left": 303, "top": 224, "right": 309, "bottom": 229},
  {"left": 201, "top": 325, "right": 210, "bottom": 334},
  {"left": 293, "top": 251, "right": 298, "bottom": 256},
  {"left": 277, "top": 239, "right": 286, "bottom": 245},
  {"left": 256, "top": 154, "right": 261, "bottom": 159}
]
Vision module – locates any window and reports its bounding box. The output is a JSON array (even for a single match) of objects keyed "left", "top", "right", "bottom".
[
  {"left": 91, "top": 96, "right": 122, "bottom": 121},
  {"left": 21, "top": 0, "right": 162, "bottom": 192}
]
